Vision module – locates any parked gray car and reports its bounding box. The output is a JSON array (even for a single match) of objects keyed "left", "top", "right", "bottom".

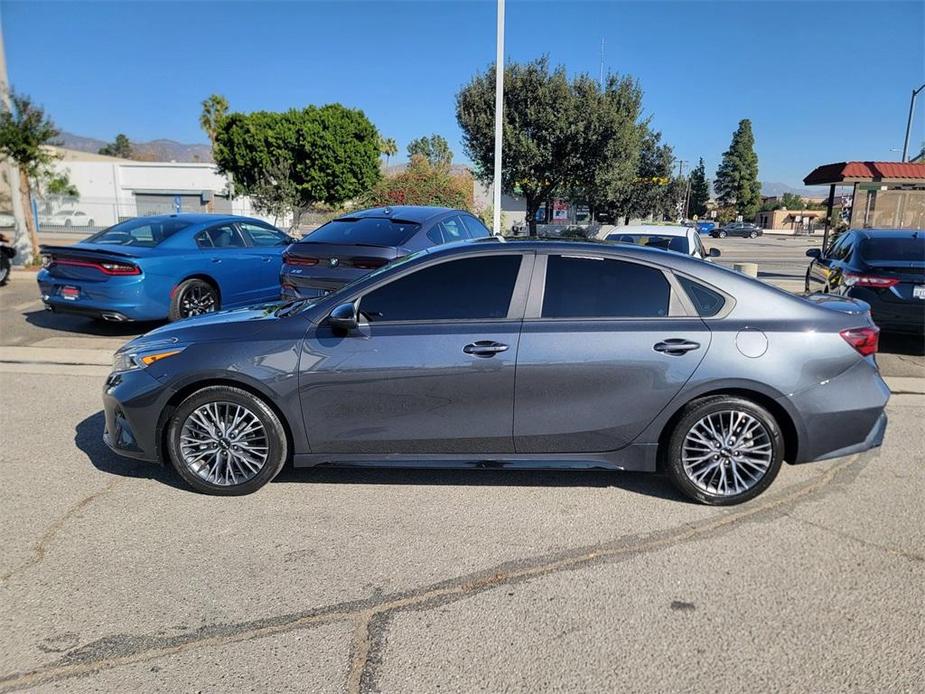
[{"left": 103, "top": 239, "right": 889, "bottom": 505}]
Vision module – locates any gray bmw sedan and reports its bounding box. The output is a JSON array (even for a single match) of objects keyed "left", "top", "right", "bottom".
[{"left": 103, "top": 239, "right": 889, "bottom": 505}]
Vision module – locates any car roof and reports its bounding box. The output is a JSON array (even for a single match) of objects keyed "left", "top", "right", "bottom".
[
  {"left": 853, "top": 229, "right": 924, "bottom": 239},
  {"left": 339, "top": 206, "right": 458, "bottom": 223},
  {"left": 122, "top": 213, "right": 272, "bottom": 226},
  {"left": 606, "top": 225, "right": 689, "bottom": 237}
]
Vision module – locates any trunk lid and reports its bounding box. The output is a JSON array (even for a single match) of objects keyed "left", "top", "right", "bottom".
[
  {"left": 282, "top": 242, "right": 405, "bottom": 293},
  {"left": 40, "top": 243, "right": 148, "bottom": 282}
]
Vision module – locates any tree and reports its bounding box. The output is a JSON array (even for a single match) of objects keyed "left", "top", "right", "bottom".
[
  {"left": 457, "top": 57, "right": 645, "bottom": 235},
  {"left": 407, "top": 134, "right": 452, "bottom": 166},
  {"left": 714, "top": 119, "right": 760, "bottom": 220},
  {"left": 366, "top": 154, "right": 473, "bottom": 209},
  {"left": 43, "top": 171, "right": 78, "bottom": 198},
  {"left": 200, "top": 94, "right": 228, "bottom": 151},
  {"left": 379, "top": 136, "right": 398, "bottom": 169},
  {"left": 0, "top": 90, "right": 59, "bottom": 262},
  {"left": 606, "top": 128, "right": 675, "bottom": 224},
  {"left": 214, "top": 104, "right": 381, "bottom": 228},
  {"left": 98, "top": 133, "right": 133, "bottom": 159},
  {"left": 688, "top": 157, "right": 710, "bottom": 218}
]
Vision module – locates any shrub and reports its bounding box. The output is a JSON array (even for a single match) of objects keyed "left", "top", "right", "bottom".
[{"left": 365, "top": 155, "right": 473, "bottom": 210}]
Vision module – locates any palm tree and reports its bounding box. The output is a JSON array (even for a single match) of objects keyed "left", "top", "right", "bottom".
[
  {"left": 200, "top": 94, "right": 229, "bottom": 150},
  {"left": 379, "top": 136, "right": 398, "bottom": 170}
]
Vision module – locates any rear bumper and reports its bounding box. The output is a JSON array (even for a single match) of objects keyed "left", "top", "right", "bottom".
[{"left": 37, "top": 269, "right": 167, "bottom": 321}]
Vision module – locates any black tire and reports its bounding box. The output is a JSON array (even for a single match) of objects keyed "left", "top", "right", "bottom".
[
  {"left": 663, "top": 395, "right": 784, "bottom": 506},
  {"left": 718, "top": 230, "right": 727, "bottom": 238},
  {"left": 749, "top": 231, "right": 758, "bottom": 238},
  {"left": 166, "top": 385, "right": 288, "bottom": 496},
  {"left": 169, "top": 278, "right": 219, "bottom": 321},
  {"left": 0, "top": 257, "right": 10, "bottom": 286}
]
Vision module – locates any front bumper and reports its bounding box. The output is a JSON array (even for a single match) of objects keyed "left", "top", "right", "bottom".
[{"left": 102, "top": 368, "right": 174, "bottom": 463}]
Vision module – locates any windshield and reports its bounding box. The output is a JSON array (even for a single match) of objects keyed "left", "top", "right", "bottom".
[
  {"left": 607, "top": 233, "right": 690, "bottom": 254},
  {"left": 860, "top": 236, "right": 925, "bottom": 262},
  {"left": 86, "top": 217, "right": 193, "bottom": 247},
  {"left": 300, "top": 217, "right": 421, "bottom": 247}
]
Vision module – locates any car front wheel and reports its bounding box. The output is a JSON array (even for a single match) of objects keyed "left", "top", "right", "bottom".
[
  {"left": 664, "top": 396, "right": 783, "bottom": 505},
  {"left": 749, "top": 230, "right": 758, "bottom": 238},
  {"left": 718, "top": 231, "right": 727, "bottom": 238},
  {"left": 166, "top": 385, "right": 288, "bottom": 495}
]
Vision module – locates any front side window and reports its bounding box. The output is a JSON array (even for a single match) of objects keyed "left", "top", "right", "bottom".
[
  {"left": 607, "top": 233, "right": 690, "bottom": 255},
  {"left": 462, "top": 215, "right": 491, "bottom": 238},
  {"left": 542, "top": 255, "right": 670, "bottom": 318},
  {"left": 240, "top": 223, "right": 289, "bottom": 247},
  {"left": 360, "top": 255, "right": 521, "bottom": 322}
]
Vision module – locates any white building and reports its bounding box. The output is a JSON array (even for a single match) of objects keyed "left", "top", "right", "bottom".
[{"left": 39, "top": 147, "right": 284, "bottom": 229}]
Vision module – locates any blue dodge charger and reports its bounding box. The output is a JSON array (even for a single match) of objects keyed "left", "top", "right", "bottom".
[{"left": 38, "top": 214, "right": 295, "bottom": 322}]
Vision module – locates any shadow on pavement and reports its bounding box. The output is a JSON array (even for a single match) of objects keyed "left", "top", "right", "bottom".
[
  {"left": 24, "top": 308, "right": 161, "bottom": 338},
  {"left": 76, "top": 411, "right": 688, "bottom": 502}
]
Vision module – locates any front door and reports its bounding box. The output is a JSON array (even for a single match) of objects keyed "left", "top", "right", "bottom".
[
  {"left": 299, "top": 252, "right": 531, "bottom": 454},
  {"left": 514, "top": 253, "right": 710, "bottom": 453},
  {"left": 237, "top": 222, "right": 292, "bottom": 303}
]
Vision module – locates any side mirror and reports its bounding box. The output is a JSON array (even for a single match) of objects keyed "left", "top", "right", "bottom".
[
  {"left": 805, "top": 248, "right": 821, "bottom": 258},
  {"left": 328, "top": 302, "right": 358, "bottom": 332},
  {"left": 709, "top": 247, "right": 721, "bottom": 257}
]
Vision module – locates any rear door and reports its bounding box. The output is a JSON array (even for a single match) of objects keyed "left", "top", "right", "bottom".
[
  {"left": 237, "top": 222, "right": 292, "bottom": 302},
  {"left": 299, "top": 252, "right": 532, "bottom": 454},
  {"left": 513, "top": 252, "right": 710, "bottom": 453},
  {"left": 193, "top": 223, "right": 253, "bottom": 307}
]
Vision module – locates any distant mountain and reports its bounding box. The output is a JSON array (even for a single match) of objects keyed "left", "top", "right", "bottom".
[
  {"left": 58, "top": 131, "right": 213, "bottom": 163},
  {"left": 760, "top": 181, "right": 820, "bottom": 198}
]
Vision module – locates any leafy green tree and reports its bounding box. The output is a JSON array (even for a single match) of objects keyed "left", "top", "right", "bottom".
[
  {"left": 200, "top": 94, "right": 229, "bottom": 151},
  {"left": 214, "top": 104, "right": 381, "bottom": 227},
  {"left": 379, "top": 136, "right": 398, "bottom": 168},
  {"left": 366, "top": 154, "right": 473, "bottom": 210},
  {"left": 688, "top": 158, "right": 710, "bottom": 218},
  {"left": 457, "top": 57, "right": 645, "bottom": 235},
  {"left": 43, "top": 171, "right": 78, "bottom": 198},
  {"left": 0, "top": 90, "right": 59, "bottom": 261},
  {"left": 98, "top": 133, "right": 133, "bottom": 159},
  {"left": 714, "top": 119, "right": 760, "bottom": 220},
  {"left": 607, "top": 128, "right": 675, "bottom": 223},
  {"left": 407, "top": 134, "right": 452, "bottom": 167}
]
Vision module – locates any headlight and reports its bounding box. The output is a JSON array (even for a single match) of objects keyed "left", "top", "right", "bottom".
[{"left": 112, "top": 348, "right": 184, "bottom": 373}]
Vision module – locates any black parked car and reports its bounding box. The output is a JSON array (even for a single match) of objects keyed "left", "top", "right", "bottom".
[
  {"left": 710, "top": 222, "right": 763, "bottom": 239},
  {"left": 805, "top": 229, "right": 925, "bottom": 334},
  {"left": 281, "top": 206, "right": 492, "bottom": 300}
]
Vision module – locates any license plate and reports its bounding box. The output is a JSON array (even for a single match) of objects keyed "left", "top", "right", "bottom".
[
  {"left": 60, "top": 285, "right": 80, "bottom": 301},
  {"left": 914, "top": 285, "right": 925, "bottom": 300}
]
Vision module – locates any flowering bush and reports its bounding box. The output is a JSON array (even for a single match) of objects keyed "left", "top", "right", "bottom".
[{"left": 365, "top": 155, "right": 473, "bottom": 210}]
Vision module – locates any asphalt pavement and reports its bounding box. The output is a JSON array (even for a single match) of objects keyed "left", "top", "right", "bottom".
[{"left": 0, "top": 233, "right": 923, "bottom": 692}]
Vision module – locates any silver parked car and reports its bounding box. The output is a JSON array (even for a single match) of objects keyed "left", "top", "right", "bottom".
[{"left": 103, "top": 238, "right": 888, "bottom": 504}]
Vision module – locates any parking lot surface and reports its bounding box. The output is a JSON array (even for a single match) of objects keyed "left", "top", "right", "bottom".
[{"left": 1, "top": 233, "right": 923, "bottom": 692}]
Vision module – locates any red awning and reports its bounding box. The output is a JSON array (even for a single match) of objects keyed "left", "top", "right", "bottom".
[{"left": 804, "top": 161, "right": 925, "bottom": 185}]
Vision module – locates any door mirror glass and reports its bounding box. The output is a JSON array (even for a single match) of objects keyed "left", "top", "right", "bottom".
[
  {"left": 709, "top": 247, "right": 721, "bottom": 257},
  {"left": 805, "top": 248, "right": 821, "bottom": 258},
  {"left": 328, "top": 302, "right": 358, "bottom": 331}
]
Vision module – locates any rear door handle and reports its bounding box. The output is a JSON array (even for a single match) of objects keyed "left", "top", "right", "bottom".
[
  {"left": 211, "top": 257, "right": 222, "bottom": 264},
  {"left": 463, "top": 341, "right": 509, "bottom": 358},
  {"left": 654, "top": 339, "right": 701, "bottom": 356}
]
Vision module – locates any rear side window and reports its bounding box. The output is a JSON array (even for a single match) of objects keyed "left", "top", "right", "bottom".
[
  {"left": 542, "top": 255, "right": 670, "bottom": 318},
  {"left": 304, "top": 218, "right": 420, "bottom": 247},
  {"left": 360, "top": 255, "right": 521, "bottom": 322},
  {"left": 860, "top": 236, "right": 925, "bottom": 262},
  {"left": 678, "top": 276, "right": 726, "bottom": 317},
  {"left": 196, "top": 224, "right": 246, "bottom": 249}
]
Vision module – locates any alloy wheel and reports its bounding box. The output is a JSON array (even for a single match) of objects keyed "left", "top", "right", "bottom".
[
  {"left": 180, "top": 284, "right": 217, "bottom": 317},
  {"left": 178, "top": 401, "right": 269, "bottom": 486},
  {"left": 681, "top": 409, "right": 773, "bottom": 497}
]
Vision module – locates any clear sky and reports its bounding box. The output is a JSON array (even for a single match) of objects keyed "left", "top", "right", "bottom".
[{"left": 3, "top": 0, "right": 924, "bottom": 188}]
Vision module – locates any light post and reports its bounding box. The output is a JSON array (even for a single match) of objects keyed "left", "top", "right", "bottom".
[
  {"left": 901, "top": 83, "right": 925, "bottom": 162},
  {"left": 492, "top": 0, "right": 505, "bottom": 236}
]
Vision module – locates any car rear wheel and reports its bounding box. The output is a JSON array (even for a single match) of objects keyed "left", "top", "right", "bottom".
[
  {"left": 166, "top": 385, "right": 288, "bottom": 495},
  {"left": 170, "top": 278, "right": 219, "bottom": 321},
  {"left": 664, "top": 396, "right": 783, "bottom": 505},
  {"left": 749, "top": 230, "right": 758, "bottom": 238},
  {"left": 718, "top": 230, "right": 727, "bottom": 238}
]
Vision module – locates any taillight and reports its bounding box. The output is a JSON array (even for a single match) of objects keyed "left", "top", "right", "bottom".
[
  {"left": 283, "top": 253, "right": 318, "bottom": 266},
  {"left": 51, "top": 258, "right": 140, "bottom": 275},
  {"left": 840, "top": 326, "right": 880, "bottom": 357},
  {"left": 350, "top": 257, "right": 389, "bottom": 270},
  {"left": 843, "top": 273, "right": 899, "bottom": 288}
]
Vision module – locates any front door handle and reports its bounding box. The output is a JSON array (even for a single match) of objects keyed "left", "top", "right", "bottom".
[
  {"left": 654, "top": 339, "right": 701, "bottom": 356},
  {"left": 463, "top": 341, "right": 509, "bottom": 358}
]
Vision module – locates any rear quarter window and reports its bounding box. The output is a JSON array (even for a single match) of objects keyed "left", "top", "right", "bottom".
[{"left": 678, "top": 276, "right": 726, "bottom": 317}]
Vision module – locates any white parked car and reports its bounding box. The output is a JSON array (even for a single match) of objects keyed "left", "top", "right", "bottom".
[
  {"left": 605, "top": 225, "right": 720, "bottom": 261},
  {"left": 39, "top": 209, "right": 96, "bottom": 228}
]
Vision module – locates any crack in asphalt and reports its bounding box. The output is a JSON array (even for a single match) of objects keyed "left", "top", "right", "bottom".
[
  {"left": 0, "top": 455, "right": 867, "bottom": 693},
  {"left": 784, "top": 513, "right": 924, "bottom": 563},
  {"left": 0, "top": 479, "right": 121, "bottom": 586}
]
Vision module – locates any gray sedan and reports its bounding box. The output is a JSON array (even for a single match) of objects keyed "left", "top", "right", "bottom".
[{"left": 103, "top": 239, "right": 888, "bottom": 505}]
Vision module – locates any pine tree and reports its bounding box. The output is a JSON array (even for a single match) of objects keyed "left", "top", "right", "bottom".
[
  {"left": 714, "top": 119, "right": 760, "bottom": 219},
  {"left": 688, "top": 157, "right": 710, "bottom": 218}
]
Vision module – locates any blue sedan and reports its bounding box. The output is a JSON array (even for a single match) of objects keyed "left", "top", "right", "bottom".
[{"left": 38, "top": 214, "right": 295, "bottom": 322}]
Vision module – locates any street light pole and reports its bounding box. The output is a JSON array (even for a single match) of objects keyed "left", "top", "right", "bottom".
[
  {"left": 491, "top": 0, "right": 505, "bottom": 236},
  {"left": 901, "top": 83, "right": 925, "bottom": 162}
]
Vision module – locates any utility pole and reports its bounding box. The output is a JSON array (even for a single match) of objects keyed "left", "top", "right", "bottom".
[
  {"left": 0, "top": 21, "right": 29, "bottom": 264},
  {"left": 901, "top": 83, "right": 925, "bottom": 162},
  {"left": 491, "top": 0, "right": 505, "bottom": 236},
  {"left": 599, "top": 38, "right": 605, "bottom": 90}
]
